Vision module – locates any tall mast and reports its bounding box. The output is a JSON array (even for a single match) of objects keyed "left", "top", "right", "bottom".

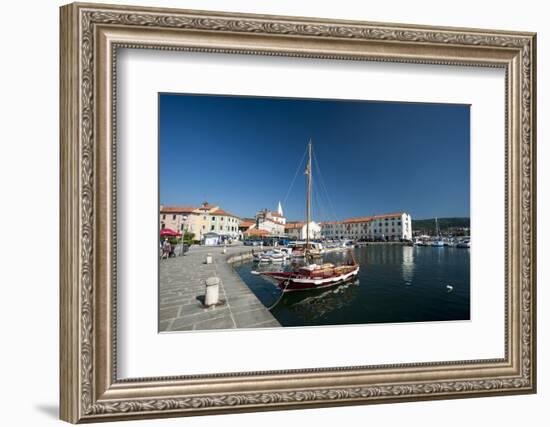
[{"left": 305, "top": 140, "right": 312, "bottom": 259}]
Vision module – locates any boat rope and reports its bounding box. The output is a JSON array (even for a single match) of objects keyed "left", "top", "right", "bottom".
[
  {"left": 282, "top": 145, "right": 308, "bottom": 209},
  {"left": 267, "top": 278, "right": 292, "bottom": 310},
  {"left": 312, "top": 148, "right": 340, "bottom": 224}
]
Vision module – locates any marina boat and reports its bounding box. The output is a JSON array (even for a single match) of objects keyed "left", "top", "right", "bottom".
[
  {"left": 253, "top": 249, "right": 289, "bottom": 263},
  {"left": 456, "top": 239, "right": 471, "bottom": 248},
  {"left": 290, "top": 241, "right": 324, "bottom": 258},
  {"left": 431, "top": 218, "right": 445, "bottom": 247},
  {"left": 413, "top": 238, "right": 427, "bottom": 246},
  {"left": 254, "top": 140, "right": 359, "bottom": 292}
]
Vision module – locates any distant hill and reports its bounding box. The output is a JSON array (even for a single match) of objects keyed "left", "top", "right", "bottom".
[{"left": 412, "top": 217, "right": 470, "bottom": 235}]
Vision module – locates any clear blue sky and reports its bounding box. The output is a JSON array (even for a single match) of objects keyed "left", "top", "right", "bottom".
[{"left": 159, "top": 93, "right": 470, "bottom": 221}]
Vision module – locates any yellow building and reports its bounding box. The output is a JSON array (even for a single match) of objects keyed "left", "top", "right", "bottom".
[{"left": 160, "top": 202, "right": 240, "bottom": 242}]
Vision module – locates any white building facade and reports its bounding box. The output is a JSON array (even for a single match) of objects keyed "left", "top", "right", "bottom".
[
  {"left": 321, "top": 212, "right": 412, "bottom": 241},
  {"left": 208, "top": 209, "right": 240, "bottom": 239},
  {"left": 254, "top": 202, "right": 287, "bottom": 236},
  {"left": 285, "top": 221, "right": 322, "bottom": 240}
]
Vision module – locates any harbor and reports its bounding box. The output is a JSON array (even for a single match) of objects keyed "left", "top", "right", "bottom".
[
  {"left": 160, "top": 239, "right": 470, "bottom": 331},
  {"left": 159, "top": 139, "right": 470, "bottom": 331}
]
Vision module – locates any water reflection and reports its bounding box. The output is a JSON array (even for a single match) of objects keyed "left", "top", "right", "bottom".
[
  {"left": 401, "top": 246, "right": 414, "bottom": 285},
  {"left": 275, "top": 280, "right": 360, "bottom": 322}
]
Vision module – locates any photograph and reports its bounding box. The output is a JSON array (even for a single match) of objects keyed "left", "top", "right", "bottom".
[
  {"left": 56, "top": 2, "right": 536, "bottom": 422},
  {"left": 158, "top": 93, "right": 471, "bottom": 332}
]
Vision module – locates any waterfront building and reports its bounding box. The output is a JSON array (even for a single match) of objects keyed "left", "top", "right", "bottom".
[
  {"left": 238, "top": 219, "right": 256, "bottom": 235},
  {"left": 321, "top": 212, "right": 412, "bottom": 241},
  {"left": 159, "top": 205, "right": 195, "bottom": 234},
  {"left": 254, "top": 204, "right": 286, "bottom": 236},
  {"left": 285, "top": 221, "right": 322, "bottom": 240},
  {"left": 239, "top": 202, "right": 287, "bottom": 239},
  {"left": 208, "top": 207, "right": 241, "bottom": 239},
  {"left": 320, "top": 221, "right": 345, "bottom": 240},
  {"left": 160, "top": 201, "right": 240, "bottom": 242}
]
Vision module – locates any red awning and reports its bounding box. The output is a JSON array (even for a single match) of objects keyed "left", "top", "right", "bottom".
[{"left": 160, "top": 228, "right": 181, "bottom": 237}]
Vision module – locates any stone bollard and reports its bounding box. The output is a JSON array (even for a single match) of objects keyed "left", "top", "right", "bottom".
[
  {"left": 204, "top": 277, "right": 220, "bottom": 306},
  {"left": 205, "top": 253, "right": 212, "bottom": 264},
  {"left": 222, "top": 245, "right": 227, "bottom": 254}
]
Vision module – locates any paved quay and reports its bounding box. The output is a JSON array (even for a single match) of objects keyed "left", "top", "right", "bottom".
[{"left": 159, "top": 244, "right": 281, "bottom": 332}]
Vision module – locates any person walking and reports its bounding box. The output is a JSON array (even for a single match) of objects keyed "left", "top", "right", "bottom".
[{"left": 162, "top": 238, "right": 171, "bottom": 260}]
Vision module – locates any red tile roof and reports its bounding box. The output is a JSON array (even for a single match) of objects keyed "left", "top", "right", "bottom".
[
  {"left": 239, "top": 220, "right": 255, "bottom": 228},
  {"left": 285, "top": 222, "right": 305, "bottom": 230},
  {"left": 160, "top": 206, "right": 196, "bottom": 214},
  {"left": 212, "top": 208, "right": 239, "bottom": 218}
]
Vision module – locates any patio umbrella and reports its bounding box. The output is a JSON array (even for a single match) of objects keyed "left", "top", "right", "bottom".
[{"left": 160, "top": 228, "right": 181, "bottom": 237}]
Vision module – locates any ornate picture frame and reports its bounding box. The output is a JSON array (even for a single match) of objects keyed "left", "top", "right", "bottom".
[{"left": 60, "top": 2, "right": 536, "bottom": 423}]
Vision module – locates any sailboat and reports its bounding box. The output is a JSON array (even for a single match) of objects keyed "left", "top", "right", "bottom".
[
  {"left": 431, "top": 217, "right": 445, "bottom": 247},
  {"left": 255, "top": 140, "right": 360, "bottom": 292}
]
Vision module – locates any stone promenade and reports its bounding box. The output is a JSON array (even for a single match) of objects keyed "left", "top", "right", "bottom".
[{"left": 159, "top": 244, "right": 281, "bottom": 332}]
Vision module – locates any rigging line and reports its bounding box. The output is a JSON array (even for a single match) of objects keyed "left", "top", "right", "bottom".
[
  {"left": 312, "top": 179, "right": 325, "bottom": 224},
  {"left": 312, "top": 148, "right": 340, "bottom": 223},
  {"left": 313, "top": 151, "right": 338, "bottom": 224},
  {"left": 315, "top": 157, "right": 339, "bottom": 225},
  {"left": 282, "top": 144, "right": 308, "bottom": 209},
  {"left": 314, "top": 173, "right": 331, "bottom": 223}
]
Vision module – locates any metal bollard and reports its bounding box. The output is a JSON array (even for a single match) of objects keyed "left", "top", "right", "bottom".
[
  {"left": 205, "top": 253, "right": 212, "bottom": 264},
  {"left": 204, "top": 277, "right": 220, "bottom": 306}
]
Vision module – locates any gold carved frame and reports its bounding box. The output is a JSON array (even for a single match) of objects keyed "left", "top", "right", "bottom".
[{"left": 60, "top": 2, "right": 536, "bottom": 423}]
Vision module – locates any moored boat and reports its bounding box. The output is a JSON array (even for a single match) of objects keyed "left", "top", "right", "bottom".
[
  {"left": 258, "top": 261, "right": 359, "bottom": 292},
  {"left": 253, "top": 249, "right": 289, "bottom": 263},
  {"left": 254, "top": 140, "right": 359, "bottom": 292},
  {"left": 456, "top": 239, "right": 471, "bottom": 248},
  {"left": 431, "top": 218, "right": 445, "bottom": 247}
]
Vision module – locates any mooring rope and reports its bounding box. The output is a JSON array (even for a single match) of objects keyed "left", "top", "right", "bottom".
[{"left": 267, "top": 278, "right": 292, "bottom": 310}]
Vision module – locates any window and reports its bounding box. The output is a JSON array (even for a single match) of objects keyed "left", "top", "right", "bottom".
[
  {"left": 210, "top": 225, "right": 215, "bottom": 231},
  {"left": 161, "top": 223, "right": 165, "bottom": 229},
  {"left": 172, "top": 214, "right": 176, "bottom": 220},
  {"left": 221, "top": 217, "right": 224, "bottom": 221},
  {"left": 212, "top": 216, "right": 215, "bottom": 221},
  {"left": 162, "top": 214, "right": 166, "bottom": 220}
]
